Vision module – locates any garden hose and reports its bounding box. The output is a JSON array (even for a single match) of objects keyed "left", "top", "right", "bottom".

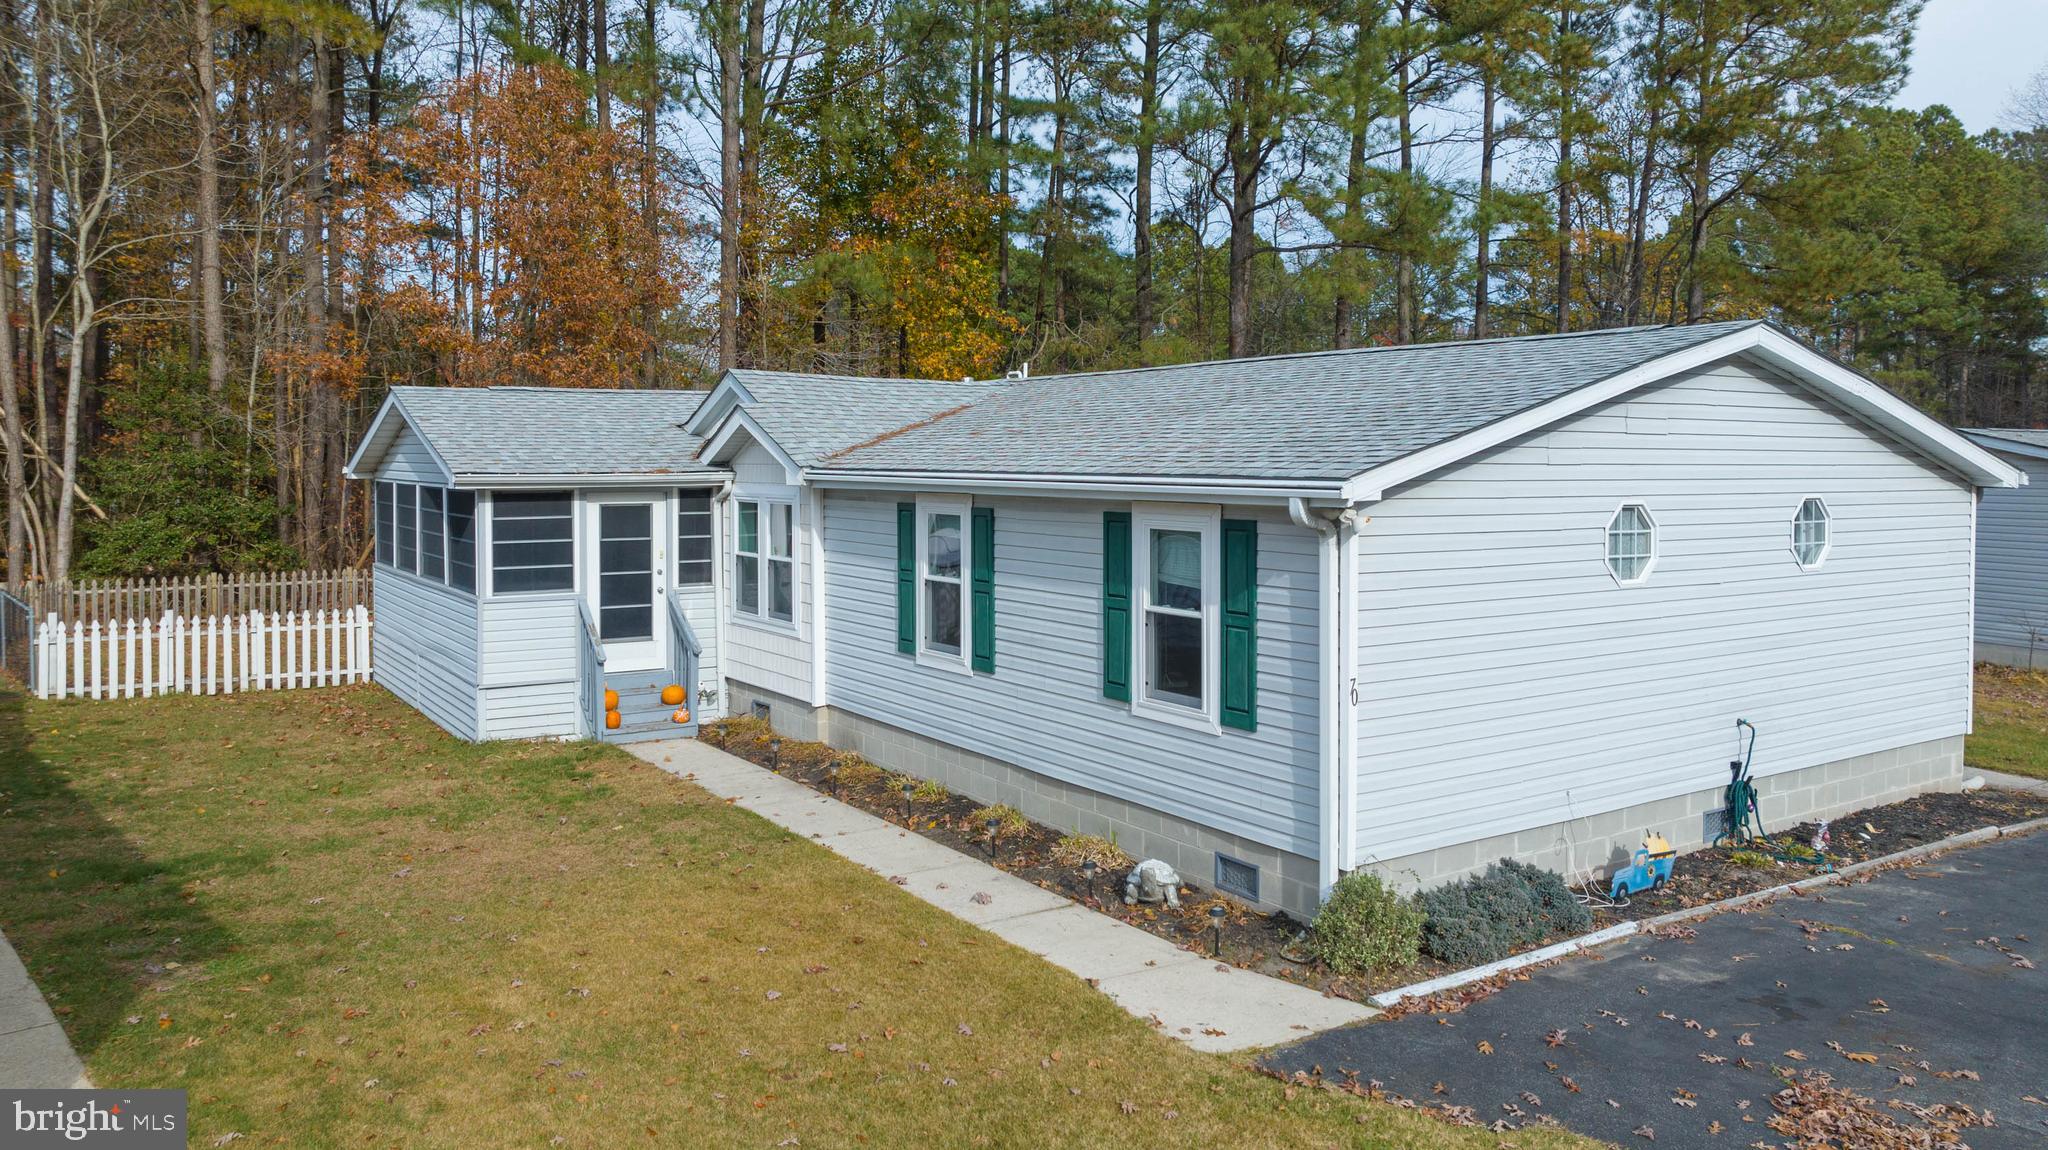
[{"left": 1713, "top": 719, "right": 1833, "bottom": 873}]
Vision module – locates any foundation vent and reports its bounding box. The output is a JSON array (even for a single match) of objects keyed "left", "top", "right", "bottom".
[{"left": 1214, "top": 853, "right": 1260, "bottom": 901}]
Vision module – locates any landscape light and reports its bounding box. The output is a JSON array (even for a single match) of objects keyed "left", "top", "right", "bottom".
[{"left": 1209, "top": 905, "right": 1226, "bottom": 957}]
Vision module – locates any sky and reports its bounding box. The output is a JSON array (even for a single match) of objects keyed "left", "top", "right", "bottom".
[{"left": 1894, "top": 0, "right": 2048, "bottom": 131}]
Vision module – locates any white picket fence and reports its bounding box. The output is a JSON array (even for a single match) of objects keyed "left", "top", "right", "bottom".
[{"left": 32, "top": 606, "right": 372, "bottom": 700}]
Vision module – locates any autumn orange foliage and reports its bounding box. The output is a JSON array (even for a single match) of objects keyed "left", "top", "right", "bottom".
[{"left": 342, "top": 64, "right": 683, "bottom": 389}]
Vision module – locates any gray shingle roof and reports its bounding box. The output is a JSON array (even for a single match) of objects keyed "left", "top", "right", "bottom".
[
  {"left": 1965, "top": 428, "right": 2048, "bottom": 451},
  {"left": 722, "top": 371, "right": 1004, "bottom": 466},
  {"left": 388, "top": 386, "right": 721, "bottom": 480},
  {"left": 816, "top": 322, "right": 1763, "bottom": 482}
]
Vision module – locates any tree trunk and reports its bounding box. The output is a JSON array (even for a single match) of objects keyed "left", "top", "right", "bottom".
[
  {"left": 1334, "top": 124, "right": 1364, "bottom": 349},
  {"left": 640, "top": 0, "right": 658, "bottom": 384},
  {"left": 194, "top": 0, "right": 227, "bottom": 399},
  {"left": 1225, "top": 131, "right": 1258, "bottom": 359},
  {"left": 1130, "top": 0, "right": 1161, "bottom": 348},
  {"left": 594, "top": 0, "right": 611, "bottom": 125},
  {"left": 300, "top": 35, "right": 330, "bottom": 560},
  {"left": 1473, "top": 70, "right": 1495, "bottom": 339},
  {"left": 52, "top": 277, "right": 89, "bottom": 585},
  {"left": 717, "top": 0, "right": 740, "bottom": 370},
  {"left": 1, "top": 152, "right": 25, "bottom": 583},
  {"left": 1684, "top": 149, "right": 1709, "bottom": 323},
  {"left": 1394, "top": 5, "right": 1414, "bottom": 344}
]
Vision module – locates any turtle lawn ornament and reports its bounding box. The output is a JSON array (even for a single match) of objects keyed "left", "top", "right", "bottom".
[{"left": 1124, "top": 859, "right": 1183, "bottom": 910}]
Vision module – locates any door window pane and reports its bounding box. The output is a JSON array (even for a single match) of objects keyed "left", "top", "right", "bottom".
[
  {"left": 597, "top": 503, "right": 654, "bottom": 641},
  {"left": 491, "top": 491, "right": 573, "bottom": 593}
]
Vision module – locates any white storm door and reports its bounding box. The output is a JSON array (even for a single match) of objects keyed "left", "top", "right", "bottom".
[{"left": 584, "top": 491, "right": 669, "bottom": 673}]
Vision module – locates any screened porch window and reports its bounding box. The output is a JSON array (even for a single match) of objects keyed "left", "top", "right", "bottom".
[
  {"left": 395, "top": 484, "right": 418, "bottom": 573},
  {"left": 419, "top": 487, "right": 446, "bottom": 582},
  {"left": 676, "top": 490, "right": 713, "bottom": 586},
  {"left": 491, "top": 492, "right": 574, "bottom": 593}
]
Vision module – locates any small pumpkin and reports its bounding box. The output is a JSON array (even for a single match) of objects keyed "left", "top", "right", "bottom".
[
  {"left": 603, "top": 688, "right": 620, "bottom": 710},
  {"left": 671, "top": 707, "right": 691, "bottom": 724},
  {"left": 661, "top": 684, "right": 686, "bottom": 706},
  {"left": 604, "top": 709, "right": 622, "bottom": 730}
]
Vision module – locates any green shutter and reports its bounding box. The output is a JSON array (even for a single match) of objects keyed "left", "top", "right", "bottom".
[
  {"left": 1220, "top": 518, "right": 1258, "bottom": 731},
  {"left": 970, "top": 507, "right": 996, "bottom": 673},
  {"left": 1102, "top": 511, "right": 1132, "bottom": 701},
  {"left": 896, "top": 502, "right": 916, "bottom": 654}
]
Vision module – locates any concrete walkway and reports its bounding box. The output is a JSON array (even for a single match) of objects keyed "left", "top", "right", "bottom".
[
  {"left": 0, "top": 928, "right": 91, "bottom": 1088},
  {"left": 631, "top": 738, "right": 1374, "bottom": 1052},
  {"left": 1978, "top": 767, "right": 2048, "bottom": 797}
]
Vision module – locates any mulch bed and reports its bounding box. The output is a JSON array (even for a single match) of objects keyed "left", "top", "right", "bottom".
[
  {"left": 697, "top": 718, "right": 2048, "bottom": 1001},
  {"left": 1603, "top": 786, "right": 2048, "bottom": 922}
]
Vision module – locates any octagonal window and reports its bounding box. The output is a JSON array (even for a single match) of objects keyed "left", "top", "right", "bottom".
[
  {"left": 1606, "top": 503, "right": 1655, "bottom": 584},
  {"left": 1792, "top": 498, "right": 1830, "bottom": 569}
]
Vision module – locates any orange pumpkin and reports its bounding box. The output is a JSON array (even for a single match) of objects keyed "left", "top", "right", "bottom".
[
  {"left": 671, "top": 707, "right": 691, "bottom": 724},
  {"left": 603, "top": 688, "right": 620, "bottom": 710},
  {"left": 604, "top": 709, "right": 622, "bottom": 730},
  {"left": 661, "top": 684, "right": 686, "bottom": 706}
]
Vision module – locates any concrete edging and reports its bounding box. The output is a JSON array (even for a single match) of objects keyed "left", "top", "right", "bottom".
[{"left": 1367, "top": 813, "right": 2048, "bottom": 1010}]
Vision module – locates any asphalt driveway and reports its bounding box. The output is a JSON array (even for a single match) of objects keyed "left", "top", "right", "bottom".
[{"left": 1267, "top": 829, "right": 2048, "bottom": 1147}]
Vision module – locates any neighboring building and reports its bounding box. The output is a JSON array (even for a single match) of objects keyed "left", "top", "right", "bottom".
[
  {"left": 346, "top": 322, "right": 2021, "bottom": 919},
  {"left": 1961, "top": 429, "right": 2048, "bottom": 669}
]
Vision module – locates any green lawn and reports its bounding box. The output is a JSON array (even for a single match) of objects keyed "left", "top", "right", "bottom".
[
  {"left": 1969, "top": 664, "right": 2048, "bottom": 781},
  {"left": 0, "top": 686, "right": 1583, "bottom": 1150}
]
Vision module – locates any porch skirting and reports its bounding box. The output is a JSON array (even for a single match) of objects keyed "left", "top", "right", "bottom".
[{"left": 726, "top": 679, "right": 1965, "bottom": 917}]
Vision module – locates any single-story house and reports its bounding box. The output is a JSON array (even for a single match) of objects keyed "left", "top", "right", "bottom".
[
  {"left": 345, "top": 321, "right": 2022, "bottom": 919},
  {"left": 1961, "top": 428, "right": 2048, "bottom": 668}
]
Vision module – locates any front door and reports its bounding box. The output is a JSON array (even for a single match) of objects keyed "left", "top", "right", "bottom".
[{"left": 584, "top": 492, "right": 669, "bottom": 673}]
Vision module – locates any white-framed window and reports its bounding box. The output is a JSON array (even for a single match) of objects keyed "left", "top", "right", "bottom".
[
  {"left": 916, "top": 495, "right": 970, "bottom": 668},
  {"left": 1605, "top": 503, "right": 1656, "bottom": 585},
  {"left": 734, "top": 497, "right": 795, "bottom": 625},
  {"left": 676, "top": 489, "right": 714, "bottom": 585},
  {"left": 1133, "top": 503, "right": 1220, "bottom": 730},
  {"left": 1791, "top": 498, "right": 1830, "bottom": 569}
]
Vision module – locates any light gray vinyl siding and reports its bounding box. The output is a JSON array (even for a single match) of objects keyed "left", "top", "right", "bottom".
[
  {"left": 380, "top": 423, "right": 452, "bottom": 485},
  {"left": 725, "top": 441, "right": 813, "bottom": 701},
  {"left": 673, "top": 582, "right": 722, "bottom": 712},
  {"left": 371, "top": 563, "right": 481, "bottom": 740},
  {"left": 822, "top": 491, "right": 1322, "bottom": 855},
  {"left": 477, "top": 593, "right": 581, "bottom": 739},
  {"left": 1975, "top": 449, "right": 2048, "bottom": 661},
  {"left": 1351, "top": 358, "right": 1975, "bottom": 866}
]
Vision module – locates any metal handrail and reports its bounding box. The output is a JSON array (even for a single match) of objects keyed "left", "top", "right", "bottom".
[{"left": 576, "top": 599, "right": 607, "bottom": 739}]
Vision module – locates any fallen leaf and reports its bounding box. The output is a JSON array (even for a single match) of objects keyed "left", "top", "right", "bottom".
[{"left": 1476, "top": 1040, "right": 1494, "bottom": 1055}]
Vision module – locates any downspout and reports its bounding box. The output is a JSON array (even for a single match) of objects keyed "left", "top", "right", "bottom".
[
  {"left": 711, "top": 478, "right": 733, "bottom": 719},
  {"left": 1291, "top": 496, "right": 1349, "bottom": 902},
  {"left": 804, "top": 483, "right": 829, "bottom": 711}
]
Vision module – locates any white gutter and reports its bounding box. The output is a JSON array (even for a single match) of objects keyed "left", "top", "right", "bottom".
[
  {"left": 1291, "top": 496, "right": 1345, "bottom": 901},
  {"left": 452, "top": 472, "right": 731, "bottom": 490},
  {"left": 811, "top": 470, "right": 1348, "bottom": 505}
]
